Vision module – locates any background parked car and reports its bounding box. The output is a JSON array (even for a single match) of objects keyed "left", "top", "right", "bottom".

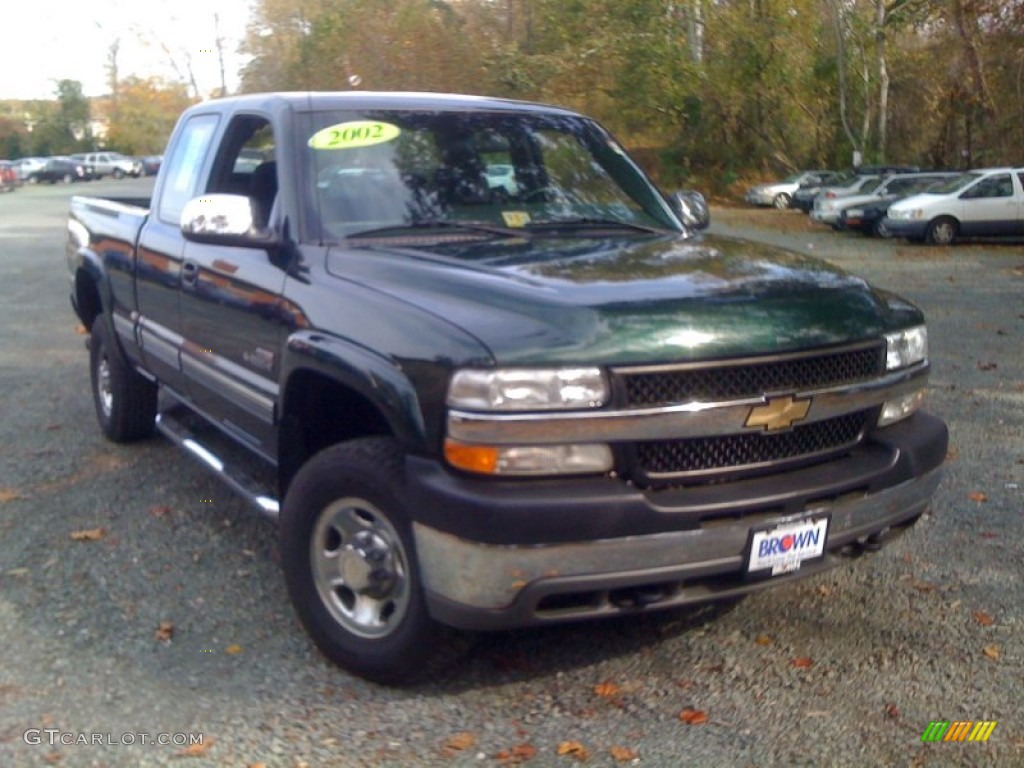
[
  {"left": 140, "top": 155, "right": 163, "bottom": 176},
  {"left": 791, "top": 172, "right": 845, "bottom": 212},
  {"left": 839, "top": 174, "right": 959, "bottom": 237},
  {"left": 13, "top": 157, "right": 47, "bottom": 183},
  {"left": 33, "top": 156, "right": 91, "bottom": 184},
  {"left": 812, "top": 172, "right": 957, "bottom": 227},
  {"left": 744, "top": 170, "right": 832, "bottom": 209},
  {"left": 0, "top": 161, "right": 19, "bottom": 192},
  {"left": 81, "top": 151, "right": 143, "bottom": 179}
]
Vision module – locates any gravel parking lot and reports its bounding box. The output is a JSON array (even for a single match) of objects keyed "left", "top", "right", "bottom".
[{"left": 1, "top": 185, "right": 1021, "bottom": 767}]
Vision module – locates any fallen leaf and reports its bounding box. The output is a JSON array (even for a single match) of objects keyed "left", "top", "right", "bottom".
[
  {"left": 495, "top": 744, "right": 537, "bottom": 764},
  {"left": 42, "top": 752, "right": 62, "bottom": 765},
  {"left": 978, "top": 532, "right": 999, "bottom": 539},
  {"left": 246, "top": 763, "right": 267, "bottom": 768},
  {"left": 609, "top": 745, "right": 638, "bottom": 762},
  {"left": 945, "top": 448, "right": 959, "bottom": 461},
  {"left": 911, "top": 580, "right": 938, "bottom": 592},
  {"left": 74, "top": 324, "right": 87, "bottom": 335},
  {"left": 885, "top": 703, "right": 900, "bottom": 720},
  {"left": 593, "top": 681, "right": 620, "bottom": 698},
  {"left": 982, "top": 644, "right": 1000, "bottom": 660},
  {"left": 225, "top": 644, "right": 243, "bottom": 655},
  {"left": 69, "top": 528, "right": 106, "bottom": 541},
  {"left": 154, "top": 622, "right": 174, "bottom": 642},
  {"left": 0, "top": 488, "right": 22, "bottom": 503},
  {"left": 556, "top": 741, "right": 589, "bottom": 761},
  {"left": 976, "top": 361, "right": 997, "bottom": 371},
  {"left": 817, "top": 584, "right": 833, "bottom": 597},
  {"left": 679, "top": 708, "right": 708, "bottom": 725},
  {"left": 754, "top": 634, "right": 772, "bottom": 646},
  {"left": 973, "top": 611, "right": 995, "bottom": 627},
  {"left": 791, "top": 657, "right": 814, "bottom": 669},
  {"left": 149, "top": 504, "right": 172, "bottom": 518},
  {"left": 968, "top": 492, "right": 988, "bottom": 503},
  {"left": 177, "top": 738, "right": 213, "bottom": 757},
  {"left": 443, "top": 732, "right": 476, "bottom": 752}
]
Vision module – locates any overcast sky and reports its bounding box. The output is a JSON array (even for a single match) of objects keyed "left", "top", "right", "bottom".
[{"left": 2, "top": 0, "right": 252, "bottom": 100}]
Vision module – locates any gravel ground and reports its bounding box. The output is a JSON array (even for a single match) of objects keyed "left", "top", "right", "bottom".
[{"left": 1, "top": 189, "right": 1022, "bottom": 767}]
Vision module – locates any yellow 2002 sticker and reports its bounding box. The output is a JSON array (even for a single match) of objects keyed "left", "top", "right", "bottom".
[{"left": 308, "top": 121, "right": 401, "bottom": 150}]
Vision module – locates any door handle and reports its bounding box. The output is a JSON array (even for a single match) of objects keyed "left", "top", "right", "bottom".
[{"left": 181, "top": 260, "right": 198, "bottom": 286}]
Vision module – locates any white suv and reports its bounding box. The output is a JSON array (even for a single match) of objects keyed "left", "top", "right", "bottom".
[{"left": 82, "top": 152, "right": 142, "bottom": 179}]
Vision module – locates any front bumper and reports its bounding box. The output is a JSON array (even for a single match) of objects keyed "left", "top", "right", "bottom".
[
  {"left": 810, "top": 208, "right": 840, "bottom": 225},
  {"left": 410, "top": 412, "right": 947, "bottom": 630},
  {"left": 882, "top": 218, "right": 929, "bottom": 239}
]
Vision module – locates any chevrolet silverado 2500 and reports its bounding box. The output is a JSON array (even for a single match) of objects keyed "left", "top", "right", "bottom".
[{"left": 67, "top": 92, "right": 947, "bottom": 684}]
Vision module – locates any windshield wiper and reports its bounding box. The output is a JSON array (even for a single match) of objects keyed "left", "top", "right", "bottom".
[
  {"left": 348, "top": 219, "right": 529, "bottom": 240},
  {"left": 525, "top": 217, "right": 667, "bottom": 234}
]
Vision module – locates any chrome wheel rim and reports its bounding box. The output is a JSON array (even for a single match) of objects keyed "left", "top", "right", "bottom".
[
  {"left": 311, "top": 497, "right": 410, "bottom": 639},
  {"left": 97, "top": 356, "right": 113, "bottom": 418}
]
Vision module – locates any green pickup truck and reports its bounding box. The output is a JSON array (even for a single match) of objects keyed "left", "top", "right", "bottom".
[{"left": 67, "top": 92, "right": 946, "bottom": 684}]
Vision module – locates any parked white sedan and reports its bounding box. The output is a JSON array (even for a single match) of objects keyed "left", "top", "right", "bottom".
[{"left": 744, "top": 171, "right": 831, "bottom": 210}]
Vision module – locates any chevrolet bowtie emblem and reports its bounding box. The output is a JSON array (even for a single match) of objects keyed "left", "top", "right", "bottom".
[{"left": 745, "top": 396, "right": 811, "bottom": 431}]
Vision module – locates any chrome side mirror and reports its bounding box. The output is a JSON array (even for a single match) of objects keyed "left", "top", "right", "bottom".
[{"left": 180, "top": 194, "right": 276, "bottom": 247}]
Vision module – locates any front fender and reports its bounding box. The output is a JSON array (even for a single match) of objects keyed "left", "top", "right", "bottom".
[{"left": 280, "top": 330, "right": 431, "bottom": 452}]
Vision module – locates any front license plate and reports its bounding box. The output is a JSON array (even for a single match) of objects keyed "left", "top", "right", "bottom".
[{"left": 747, "top": 516, "right": 829, "bottom": 576}]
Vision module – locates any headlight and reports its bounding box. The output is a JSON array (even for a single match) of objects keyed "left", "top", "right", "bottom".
[
  {"left": 885, "top": 325, "right": 928, "bottom": 370},
  {"left": 447, "top": 367, "right": 608, "bottom": 411}
]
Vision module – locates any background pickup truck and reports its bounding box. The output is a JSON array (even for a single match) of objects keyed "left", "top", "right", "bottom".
[
  {"left": 883, "top": 166, "right": 1024, "bottom": 244},
  {"left": 67, "top": 92, "right": 946, "bottom": 684}
]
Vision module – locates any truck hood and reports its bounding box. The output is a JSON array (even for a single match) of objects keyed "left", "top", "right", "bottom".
[{"left": 325, "top": 233, "right": 923, "bottom": 365}]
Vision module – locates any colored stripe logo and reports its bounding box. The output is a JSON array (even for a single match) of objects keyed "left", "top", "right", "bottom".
[{"left": 921, "top": 720, "right": 997, "bottom": 742}]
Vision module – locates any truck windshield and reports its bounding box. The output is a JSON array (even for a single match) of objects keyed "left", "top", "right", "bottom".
[{"left": 303, "top": 110, "right": 681, "bottom": 242}]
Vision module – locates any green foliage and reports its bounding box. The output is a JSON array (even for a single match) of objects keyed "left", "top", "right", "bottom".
[{"left": 233, "top": 0, "right": 1024, "bottom": 188}]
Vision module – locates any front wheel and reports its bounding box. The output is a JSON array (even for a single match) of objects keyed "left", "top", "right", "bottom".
[
  {"left": 925, "top": 217, "right": 957, "bottom": 245},
  {"left": 872, "top": 218, "right": 893, "bottom": 239},
  {"left": 772, "top": 193, "right": 791, "bottom": 210},
  {"left": 112, "top": 168, "right": 125, "bottom": 179},
  {"left": 280, "top": 438, "right": 456, "bottom": 685},
  {"left": 89, "top": 318, "right": 157, "bottom": 441}
]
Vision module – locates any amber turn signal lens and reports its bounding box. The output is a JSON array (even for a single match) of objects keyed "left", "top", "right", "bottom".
[{"left": 444, "top": 439, "right": 499, "bottom": 474}]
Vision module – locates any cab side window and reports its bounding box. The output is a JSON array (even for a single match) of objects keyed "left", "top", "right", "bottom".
[
  {"left": 207, "top": 116, "right": 278, "bottom": 228},
  {"left": 158, "top": 114, "right": 220, "bottom": 225}
]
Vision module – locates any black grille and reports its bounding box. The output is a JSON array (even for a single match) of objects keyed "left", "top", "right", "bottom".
[
  {"left": 620, "top": 344, "right": 885, "bottom": 407},
  {"left": 636, "top": 411, "right": 869, "bottom": 479}
]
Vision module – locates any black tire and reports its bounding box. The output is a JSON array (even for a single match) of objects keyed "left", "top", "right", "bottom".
[
  {"left": 772, "top": 193, "right": 791, "bottom": 210},
  {"left": 112, "top": 168, "right": 125, "bottom": 179},
  {"left": 871, "top": 217, "right": 893, "bottom": 239},
  {"left": 280, "top": 437, "right": 458, "bottom": 685},
  {"left": 89, "top": 318, "right": 157, "bottom": 442},
  {"left": 925, "top": 217, "right": 957, "bottom": 245}
]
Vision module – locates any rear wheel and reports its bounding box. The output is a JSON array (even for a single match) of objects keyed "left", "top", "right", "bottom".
[
  {"left": 89, "top": 318, "right": 157, "bottom": 442},
  {"left": 280, "top": 438, "right": 460, "bottom": 685},
  {"left": 112, "top": 168, "right": 125, "bottom": 179},
  {"left": 925, "top": 217, "right": 957, "bottom": 245},
  {"left": 62, "top": 173, "right": 72, "bottom": 184},
  {"left": 772, "top": 193, "right": 791, "bottom": 210}
]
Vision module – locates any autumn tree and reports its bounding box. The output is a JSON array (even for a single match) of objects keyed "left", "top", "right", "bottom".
[{"left": 104, "top": 77, "right": 194, "bottom": 155}]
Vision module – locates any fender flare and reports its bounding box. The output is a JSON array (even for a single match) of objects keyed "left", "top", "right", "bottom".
[{"left": 280, "top": 330, "right": 430, "bottom": 452}]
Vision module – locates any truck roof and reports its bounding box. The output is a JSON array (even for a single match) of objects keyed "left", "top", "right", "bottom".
[{"left": 190, "top": 91, "right": 583, "bottom": 118}]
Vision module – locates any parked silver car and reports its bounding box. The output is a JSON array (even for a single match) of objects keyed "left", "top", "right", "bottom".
[
  {"left": 80, "top": 152, "right": 143, "bottom": 179},
  {"left": 744, "top": 170, "right": 832, "bottom": 209}
]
